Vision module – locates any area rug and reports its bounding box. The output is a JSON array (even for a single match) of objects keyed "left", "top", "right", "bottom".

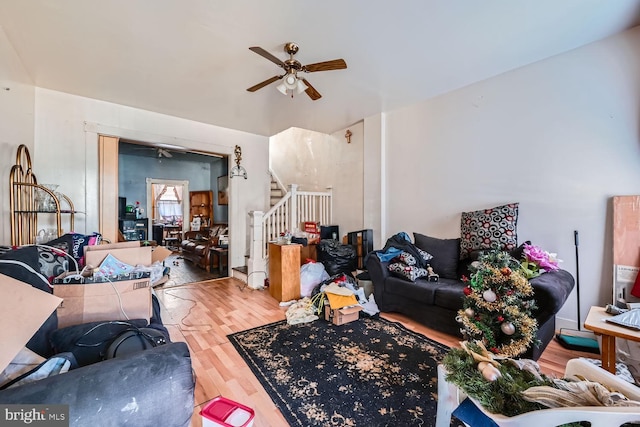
[{"left": 228, "top": 317, "right": 450, "bottom": 427}]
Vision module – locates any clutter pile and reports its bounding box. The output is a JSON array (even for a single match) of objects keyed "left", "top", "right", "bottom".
[{"left": 286, "top": 263, "right": 379, "bottom": 325}]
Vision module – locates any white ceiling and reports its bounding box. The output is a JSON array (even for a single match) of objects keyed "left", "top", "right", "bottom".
[{"left": 1, "top": 0, "right": 639, "bottom": 137}]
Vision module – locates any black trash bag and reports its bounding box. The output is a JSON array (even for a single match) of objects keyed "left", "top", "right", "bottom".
[{"left": 317, "top": 240, "right": 357, "bottom": 276}]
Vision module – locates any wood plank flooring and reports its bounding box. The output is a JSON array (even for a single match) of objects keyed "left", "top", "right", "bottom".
[{"left": 154, "top": 277, "right": 599, "bottom": 427}]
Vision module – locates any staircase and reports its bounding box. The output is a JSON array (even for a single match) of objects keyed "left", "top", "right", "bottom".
[
  {"left": 270, "top": 174, "right": 286, "bottom": 208},
  {"left": 244, "top": 172, "right": 332, "bottom": 289}
]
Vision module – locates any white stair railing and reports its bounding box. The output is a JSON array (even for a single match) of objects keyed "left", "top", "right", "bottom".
[{"left": 247, "top": 184, "right": 332, "bottom": 289}]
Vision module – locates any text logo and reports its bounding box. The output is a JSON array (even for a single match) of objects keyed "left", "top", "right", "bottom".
[{"left": 1, "top": 405, "right": 68, "bottom": 426}]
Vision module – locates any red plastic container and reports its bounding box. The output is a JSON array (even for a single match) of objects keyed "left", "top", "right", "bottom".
[{"left": 200, "top": 396, "right": 255, "bottom": 427}]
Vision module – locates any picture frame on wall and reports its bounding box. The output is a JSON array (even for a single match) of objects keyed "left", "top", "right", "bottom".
[{"left": 218, "top": 175, "right": 229, "bottom": 205}]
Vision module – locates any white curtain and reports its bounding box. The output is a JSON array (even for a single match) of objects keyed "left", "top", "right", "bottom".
[{"left": 153, "top": 184, "right": 183, "bottom": 221}]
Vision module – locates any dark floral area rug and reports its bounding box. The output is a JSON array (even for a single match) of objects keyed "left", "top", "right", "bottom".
[{"left": 228, "top": 317, "right": 450, "bottom": 427}]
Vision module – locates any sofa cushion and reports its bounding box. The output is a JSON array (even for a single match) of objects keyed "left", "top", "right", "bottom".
[
  {"left": 393, "top": 249, "right": 432, "bottom": 266},
  {"left": 413, "top": 233, "right": 460, "bottom": 279},
  {"left": 384, "top": 276, "right": 442, "bottom": 304},
  {"left": 433, "top": 280, "right": 468, "bottom": 311},
  {"left": 388, "top": 262, "right": 428, "bottom": 282},
  {"left": 459, "top": 203, "right": 519, "bottom": 260},
  {"left": 182, "top": 241, "right": 196, "bottom": 252}
]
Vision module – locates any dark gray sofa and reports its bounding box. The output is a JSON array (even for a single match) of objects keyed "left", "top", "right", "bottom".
[
  {"left": 366, "top": 235, "right": 575, "bottom": 360},
  {"left": 0, "top": 245, "right": 195, "bottom": 427}
]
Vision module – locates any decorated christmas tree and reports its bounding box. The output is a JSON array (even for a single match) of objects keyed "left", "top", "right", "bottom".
[{"left": 457, "top": 249, "right": 538, "bottom": 358}]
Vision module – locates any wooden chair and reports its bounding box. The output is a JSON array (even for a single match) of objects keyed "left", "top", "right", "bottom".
[{"left": 436, "top": 358, "right": 640, "bottom": 427}]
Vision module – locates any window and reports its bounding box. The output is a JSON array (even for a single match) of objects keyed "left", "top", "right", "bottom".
[{"left": 153, "top": 184, "right": 183, "bottom": 224}]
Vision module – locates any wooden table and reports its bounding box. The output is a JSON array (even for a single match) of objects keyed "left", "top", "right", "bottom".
[
  {"left": 583, "top": 305, "right": 640, "bottom": 373},
  {"left": 209, "top": 246, "right": 228, "bottom": 275},
  {"left": 268, "top": 243, "right": 301, "bottom": 302}
]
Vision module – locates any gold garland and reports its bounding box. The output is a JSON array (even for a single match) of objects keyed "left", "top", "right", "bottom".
[{"left": 458, "top": 255, "right": 538, "bottom": 358}]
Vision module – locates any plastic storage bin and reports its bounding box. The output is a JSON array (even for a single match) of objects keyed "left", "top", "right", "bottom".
[{"left": 201, "top": 396, "right": 255, "bottom": 427}]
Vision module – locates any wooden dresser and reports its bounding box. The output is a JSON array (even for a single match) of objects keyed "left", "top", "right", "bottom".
[{"left": 268, "top": 243, "right": 301, "bottom": 302}]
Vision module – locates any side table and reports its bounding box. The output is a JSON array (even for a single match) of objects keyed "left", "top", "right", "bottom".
[
  {"left": 584, "top": 305, "right": 640, "bottom": 373},
  {"left": 268, "top": 243, "right": 301, "bottom": 302},
  {"left": 209, "top": 247, "right": 229, "bottom": 276}
]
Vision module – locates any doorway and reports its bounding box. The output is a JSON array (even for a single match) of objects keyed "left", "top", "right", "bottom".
[
  {"left": 146, "top": 179, "right": 189, "bottom": 245},
  {"left": 98, "top": 136, "right": 229, "bottom": 244}
]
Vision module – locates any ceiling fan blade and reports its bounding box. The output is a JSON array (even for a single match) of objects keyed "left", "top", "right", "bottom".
[
  {"left": 303, "top": 59, "right": 347, "bottom": 73},
  {"left": 301, "top": 79, "right": 322, "bottom": 100},
  {"left": 246, "top": 75, "right": 282, "bottom": 92},
  {"left": 158, "top": 148, "right": 173, "bottom": 158},
  {"left": 249, "top": 46, "right": 285, "bottom": 68}
]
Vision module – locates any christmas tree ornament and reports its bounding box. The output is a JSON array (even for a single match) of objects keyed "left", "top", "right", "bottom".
[
  {"left": 477, "top": 361, "right": 502, "bottom": 381},
  {"left": 456, "top": 249, "right": 538, "bottom": 358},
  {"left": 500, "top": 322, "right": 516, "bottom": 335},
  {"left": 482, "top": 289, "right": 497, "bottom": 303},
  {"left": 464, "top": 308, "right": 475, "bottom": 318}
]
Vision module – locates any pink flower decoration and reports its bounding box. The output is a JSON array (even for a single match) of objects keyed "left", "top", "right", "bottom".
[{"left": 523, "top": 243, "right": 560, "bottom": 272}]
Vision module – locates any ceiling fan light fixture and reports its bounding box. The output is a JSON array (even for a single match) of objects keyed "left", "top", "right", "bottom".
[
  {"left": 295, "top": 79, "right": 306, "bottom": 94},
  {"left": 276, "top": 82, "right": 288, "bottom": 95},
  {"left": 283, "top": 74, "right": 298, "bottom": 90}
]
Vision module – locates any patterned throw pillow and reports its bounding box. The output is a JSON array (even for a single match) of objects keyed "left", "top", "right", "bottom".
[
  {"left": 388, "top": 262, "right": 428, "bottom": 282},
  {"left": 395, "top": 251, "right": 418, "bottom": 266},
  {"left": 459, "top": 203, "right": 519, "bottom": 260},
  {"left": 417, "top": 248, "right": 434, "bottom": 263},
  {"left": 38, "top": 247, "right": 69, "bottom": 282}
]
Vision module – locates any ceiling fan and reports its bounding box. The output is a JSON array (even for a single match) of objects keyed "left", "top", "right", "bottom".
[
  {"left": 246, "top": 42, "right": 347, "bottom": 100},
  {"left": 156, "top": 148, "right": 173, "bottom": 158},
  {"left": 128, "top": 145, "right": 178, "bottom": 158}
]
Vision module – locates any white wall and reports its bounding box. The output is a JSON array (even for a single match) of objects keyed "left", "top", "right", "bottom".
[
  {"left": 378, "top": 26, "right": 640, "bottom": 329},
  {"left": 0, "top": 26, "right": 35, "bottom": 244},
  {"left": 270, "top": 124, "right": 365, "bottom": 239},
  {"left": 33, "top": 88, "right": 270, "bottom": 268}
]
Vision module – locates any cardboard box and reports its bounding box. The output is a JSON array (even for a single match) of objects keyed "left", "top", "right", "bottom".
[
  {"left": 85, "top": 241, "right": 170, "bottom": 268},
  {"left": 84, "top": 242, "right": 152, "bottom": 268},
  {"left": 303, "top": 221, "right": 320, "bottom": 234},
  {"left": 151, "top": 246, "right": 172, "bottom": 264},
  {"left": 0, "top": 274, "right": 62, "bottom": 372},
  {"left": 324, "top": 304, "right": 362, "bottom": 326},
  {"left": 53, "top": 275, "right": 152, "bottom": 328}
]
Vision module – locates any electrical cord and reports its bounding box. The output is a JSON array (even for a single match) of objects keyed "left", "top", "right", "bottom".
[
  {"left": 104, "top": 275, "right": 130, "bottom": 321},
  {"left": 0, "top": 259, "right": 52, "bottom": 289},
  {"left": 74, "top": 320, "right": 140, "bottom": 347},
  {"left": 238, "top": 270, "right": 267, "bottom": 291},
  {"left": 156, "top": 288, "right": 212, "bottom": 331}
]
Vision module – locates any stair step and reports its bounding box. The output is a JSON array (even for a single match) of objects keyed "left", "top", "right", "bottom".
[{"left": 232, "top": 266, "right": 247, "bottom": 283}]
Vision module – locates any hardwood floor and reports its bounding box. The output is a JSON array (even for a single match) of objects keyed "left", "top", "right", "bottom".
[{"left": 154, "top": 277, "right": 599, "bottom": 427}]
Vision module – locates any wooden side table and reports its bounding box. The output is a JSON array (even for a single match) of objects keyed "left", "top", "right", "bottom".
[
  {"left": 268, "top": 243, "right": 301, "bottom": 302},
  {"left": 584, "top": 305, "right": 640, "bottom": 373},
  {"left": 209, "top": 246, "right": 229, "bottom": 275}
]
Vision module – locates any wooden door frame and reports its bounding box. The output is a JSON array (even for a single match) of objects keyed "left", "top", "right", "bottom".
[
  {"left": 146, "top": 178, "right": 190, "bottom": 235},
  {"left": 98, "top": 135, "right": 119, "bottom": 243}
]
